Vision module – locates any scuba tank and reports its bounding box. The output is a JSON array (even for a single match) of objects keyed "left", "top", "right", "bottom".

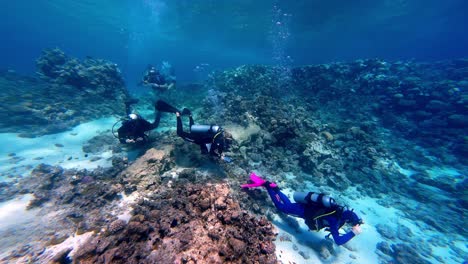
[
  {"left": 293, "top": 192, "right": 337, "bottom": 208},
  {"left": 190, "top": 124, "right": 220, "bottom": 135}
]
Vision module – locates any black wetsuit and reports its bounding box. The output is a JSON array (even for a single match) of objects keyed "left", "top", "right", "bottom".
[
  {"left": 176, "top": 115, "right": 223, "bottom": 157},
  {"left": 143, "top": 71, "right": 166, "bottom": 86},
  {"left": 117, "top": 103, "right": 161, "bottom": 144}
]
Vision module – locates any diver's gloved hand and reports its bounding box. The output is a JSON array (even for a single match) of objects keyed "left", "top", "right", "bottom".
[
  {"left": 241, "top": 172, "right": 277, "bottom": 188},
  {"left": 352, "top": 225, "right": 362, "bottom": 236}
]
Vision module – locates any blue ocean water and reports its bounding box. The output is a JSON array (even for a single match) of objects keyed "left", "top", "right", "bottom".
[
  {"left": 0, "top": 1, "right": 467, "bottom": 263},
  {"left": 2, "top": 0, "right": 468, "bottom": 86}
]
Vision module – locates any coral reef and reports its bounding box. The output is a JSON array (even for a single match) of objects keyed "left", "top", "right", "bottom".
[
  {"left": 36, "top": 48, "right": 124, "bottom": 89},
  {"left": 0, "top": 48, "right": 130, "bottom": 136},
  {"left": 205, "top": 59, "right": 467, "bottom": 167},
  {"left": 195, "top": 60, "right": 467, "bottom": 263},
  {"left": 2, "top": 145, "right": 277, "bottom": 264},
  {"left": 74, "top": 183, "right": 277, "bottom": 264},
  {"left": 1, "top": 57, "right": 466, "bottom": 264}
]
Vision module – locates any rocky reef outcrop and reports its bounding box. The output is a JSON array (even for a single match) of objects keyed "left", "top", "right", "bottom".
[
  {"left": 36, "top": 48, "right": 124, "bottom": 89},
  {"left": 205, "top": 60, "right": 467, "bottom": 166},
  {"left": 74, "top": 183, "right": 277, "bottom": 264},
  {"left": 0, "top": 48, "right": 130, "bottom": 137},
  {"left": 2, "top": 145, "right": 277, "bottom": 264}
]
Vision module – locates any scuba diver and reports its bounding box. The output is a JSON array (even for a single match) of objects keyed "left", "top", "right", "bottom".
[
  {"left": 141, "top": 65, "right": 175, "bottom": 92},
  {"left": 112, "top": 98, "right": 161, "bottom": 144},
  {"left": 156, "top": 100, "right": 233, "bottom": 162},
  {"left": 242, "top": 173, "right": 363, "bottom": 246}
]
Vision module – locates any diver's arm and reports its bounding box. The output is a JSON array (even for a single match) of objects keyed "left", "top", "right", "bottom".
[
  {"left": 327, "top": 217, "right": 355, "bottom": 246},
  {"left": 176, "top": 114, "right": 192, "bottom": 141}
]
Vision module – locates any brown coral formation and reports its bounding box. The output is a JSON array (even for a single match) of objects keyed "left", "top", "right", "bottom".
[
  {"left": 74, "top": 183, "right": 278, "bottom": 264},
  {"left": 119, "top": 147, "right": 174, "bottom": 193},
  {"left": 1, "top": 144, "right": 277, "bottom": 264},
  {"left": 107, "top": 219, "right": 127, "bottom": 234}
]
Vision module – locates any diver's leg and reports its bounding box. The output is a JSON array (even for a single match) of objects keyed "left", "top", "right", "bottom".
[
  {"left": 189, "top": 116, "right": 194, "bottom": 127},
  {"left": 149, "top": 111, "right": 161, "bottom": 130},
  {"left": 156, "top": 100, "right": 180, "bottom": 113},
  {"left": 266, "top": 187, "right": 305, "bottom": 218}
]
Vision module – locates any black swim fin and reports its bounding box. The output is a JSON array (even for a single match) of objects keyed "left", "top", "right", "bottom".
[
  {"left": 181, "top": 108, "right": 192, "bottom": 116},
  {"left": 156, "top": 100, "right": 180, "bottom": 113}
]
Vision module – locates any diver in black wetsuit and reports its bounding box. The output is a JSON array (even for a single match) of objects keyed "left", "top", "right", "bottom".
[
  {"left": 141, "top": 66, "right": 175, "bottom": 92},
  {"left": 156, "top": 100, "right": 233, "bottom": 161},
  {"left": 114, "top": 99, "right": 161, "bottom": 144}
]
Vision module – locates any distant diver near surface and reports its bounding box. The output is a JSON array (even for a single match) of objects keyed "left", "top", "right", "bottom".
[
  {"left": 156, "top": 100, "right": 234, "bottom": 162},
  {"left": 242, "top": 172, "right": 363, "bottom": 246},
  {"left": 141, "top": 64, "right": 176, "bottom": 92},
  {"left": 112, "top": 98, "right": 161, "bottom": 144}
]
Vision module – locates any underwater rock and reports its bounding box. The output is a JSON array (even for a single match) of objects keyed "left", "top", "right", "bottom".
[
  {"left": 119, "top": 147, "right": 174, "bottom": 193},
  {"left": 107, "top": 219, "right": 127, "bottom": 234},
  {"left": 298, "top": 250, "right": 311, "bottom": 259},
  {"left": 37, "top": 48, "right": 125, "bottom": 89},
  {"left": 396, "top": 225, "right": 413, "bottom": 242},
  {"left": 82, "top": 133, "right": 116, "bottom": 153},
  {"left": 36, "top": 48, "right": 67, "bottom": 78},
  {"left": 391, "top": 243, "right": 432, "bottom": 264},
  {"left": 73, "top": 183, "right": 277, "bottom": 264},
  {"left": 0, "top": 48, "right": 130, "bottom": 136},
  {"left": 0, "top": 181, "right": 19, "bottom": 202},
  {"left": 376, "top": 241, "right": 395, "bottom": 263},
  {"left": 411, "top": 172, "right": 459, "bottom": 193},
  {"left": 320, "top": 131, "right": 334, "bottom": 141},
  {"left": 25, "top": 164, "right": 64, "bottom": 207},
  {"left": 376, "top": 224, "right": 397, "bottom": 240}
]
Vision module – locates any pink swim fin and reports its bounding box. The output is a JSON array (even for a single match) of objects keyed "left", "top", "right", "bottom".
[{"left": 241, "top": 172, "right": 277, "bottom": 188}]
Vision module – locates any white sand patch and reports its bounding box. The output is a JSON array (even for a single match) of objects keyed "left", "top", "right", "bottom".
[
  {"left": 425, "top": 166, "right": 465, "bottom": 184},
  {"left": 0, "top": 194, "right": 37, "bottom": 231},
  {"left": 394, "top": 162, "right": 417, "bottom": 177},
  {"left": 0, "top": 117, "right": 118, "bottom": 178},
  {"left": 272, "top": 218, "right": 323, "bottom": 264},
  {"left": 426, "top": 166, "right": 461, "bottom": 178},
  {"left": 341, "top": 186, "right": 465, "bottom": 263},
  {"left": 0, "top": 194, "right": 40, "bottom": 259}
]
